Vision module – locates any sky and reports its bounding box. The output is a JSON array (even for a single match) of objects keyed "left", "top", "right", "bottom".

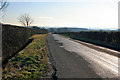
[{"left": 2, "top": 0, "right": 120, "bottom": 29}]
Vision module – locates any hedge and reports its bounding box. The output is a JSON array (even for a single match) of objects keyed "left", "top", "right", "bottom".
[
  {"left": 58, "top": 31, "right": 120, "bottom": 51},
  {"left": 2, "top": 24, "right": 48, "bottom": 62}
]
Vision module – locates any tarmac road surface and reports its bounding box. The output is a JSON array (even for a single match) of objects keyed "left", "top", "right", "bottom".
[{"left": 47, "top": 34, "right": 119, "bottom": 79}]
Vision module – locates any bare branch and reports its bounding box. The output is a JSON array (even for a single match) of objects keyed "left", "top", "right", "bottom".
[
  {"left": 0, "top": 0, "right": 8, "bottom": 11},
  {"left": 18, "top": 14, "right": 33, "bottom": 27}
]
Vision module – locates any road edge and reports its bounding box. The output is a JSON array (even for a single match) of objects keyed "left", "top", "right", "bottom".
[{"left": 46, "top": 35, "right": 58, "bottom": 80}]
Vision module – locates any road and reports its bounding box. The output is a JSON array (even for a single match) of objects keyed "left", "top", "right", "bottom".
[{"left": 47, "top": 34, "right": 119, "bottom": 79}]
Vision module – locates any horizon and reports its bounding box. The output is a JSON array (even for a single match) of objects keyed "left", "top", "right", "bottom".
[
  {"left": 3, "top": 23, "right": 119, "bottom": 30},
  {"left": 2, "top": 0, "right": 119, "bottom": 29}
]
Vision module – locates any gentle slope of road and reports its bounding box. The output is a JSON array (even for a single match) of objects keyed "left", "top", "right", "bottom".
[{"left": 47, "top": 34, "right": 119, "bottom": 79}]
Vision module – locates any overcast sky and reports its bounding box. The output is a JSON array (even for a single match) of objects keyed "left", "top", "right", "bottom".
[{"left": 2, "top": 0, "right": 119, "bottom": 29}]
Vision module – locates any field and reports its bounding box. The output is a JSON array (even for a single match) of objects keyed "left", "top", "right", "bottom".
[{"left": 2, "top": 34, "right": 50, "bottom": 79}]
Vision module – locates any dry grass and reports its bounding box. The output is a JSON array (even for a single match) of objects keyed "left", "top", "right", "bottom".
[{"left": 2, "top": 34, "right": 50, "bottom": 79}]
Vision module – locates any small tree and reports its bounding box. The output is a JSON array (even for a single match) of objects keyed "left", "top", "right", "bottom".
[{"left": 18, "top": 14, "right": 33, "bottom": 27}]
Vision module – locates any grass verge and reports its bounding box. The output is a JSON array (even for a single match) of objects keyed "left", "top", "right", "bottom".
[{"left": 2, "top": 34, "right": 50, "bottom": 79}]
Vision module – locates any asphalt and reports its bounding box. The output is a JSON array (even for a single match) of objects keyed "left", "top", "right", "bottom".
[{"left": 47, "top": 35, "right": 101, "bottom": 79}]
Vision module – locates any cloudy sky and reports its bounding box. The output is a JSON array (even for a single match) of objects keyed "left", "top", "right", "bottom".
[{"left": 2, "top": 0, "right": 119, "bottom": 29}]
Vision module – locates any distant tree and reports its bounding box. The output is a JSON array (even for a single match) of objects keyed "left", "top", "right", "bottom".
[
  {"left": 63, "top": 27, "right": 69, "bottom": 32},
  {"left": 57, "top": 28, "right": 61, "bottom": 33},
  {"left": 18, "top": 14, "right": 33, "bottom": 27},
  {"left": 41, "top": 27, "right": 46, "bottom": 29},
  {"left": 0, "top": 0, "right": 8, "bottom": 12},
  {"left": 32, "top": 26, "right": 40, "bottom": 29},
  {"left": 49, "top": 28, "right": 55, "bottom": 33}
]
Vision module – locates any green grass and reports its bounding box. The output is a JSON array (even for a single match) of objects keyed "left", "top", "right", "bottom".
[{"left": 2, "top": 34, "right": 50, "bottom": 79}]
